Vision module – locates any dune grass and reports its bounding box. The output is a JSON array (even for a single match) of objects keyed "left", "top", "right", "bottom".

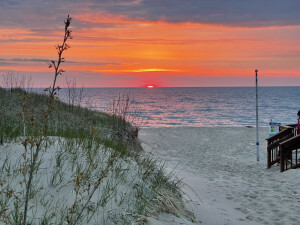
[{"left": 0, "top": 87, "right": 195, "bottom": 224}]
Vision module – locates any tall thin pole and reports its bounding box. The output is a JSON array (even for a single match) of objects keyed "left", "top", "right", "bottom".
[{"left": 255, "top": 69, "right": 259, "bottom": 161}]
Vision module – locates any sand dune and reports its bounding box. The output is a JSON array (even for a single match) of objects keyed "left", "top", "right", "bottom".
[{"left": 139, "top": 127, "right": 300, "bottom": 225}]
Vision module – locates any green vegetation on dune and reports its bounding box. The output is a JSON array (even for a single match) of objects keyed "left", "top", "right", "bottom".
[
  {"left": 0, "top": 87, "right": 138, "bottom": 151},
  {"left": 0, "top": 86, "right": 195, "bottom": 225}
]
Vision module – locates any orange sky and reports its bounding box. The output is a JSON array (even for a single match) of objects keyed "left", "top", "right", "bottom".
[{"left": 1, "top": 1, "right": 300, "bottom": 87}]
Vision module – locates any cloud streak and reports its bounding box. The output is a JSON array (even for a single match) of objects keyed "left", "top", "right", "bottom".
[{"left": 0, "top": 58, "right": 119, "bottom": 66}]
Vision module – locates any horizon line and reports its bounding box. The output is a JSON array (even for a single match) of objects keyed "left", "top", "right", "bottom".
[{"left": 24, "top": 85, "right": 300, "bottom": 89}]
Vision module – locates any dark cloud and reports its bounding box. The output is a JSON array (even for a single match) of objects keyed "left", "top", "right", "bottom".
[
  {"left": 65, "top": 61, "right": 120, "bottom": 66},
  {"left": 0, "top": 58, "right": 52, "bottom": 67},
  {"left": 0, "top": 58, "right": 119, "bottom": 66},
  {"left": 1, "top": 38, "right": 55, "bottom": 43},
  {"left": 0, "top": 62, "right": 15, "bottom": 66},
  {"left": 101, "top": 0, "right": 300, "bottom": 27},
  {"left": 0, "top": 58, "right": 51, "bottom": 63},
  {"left": 0, "top": 0, "right": 70, "bottom": 28},
  {"left": 74, "top": 0, "right": 300, "bottom": 27},
  {"left": 0, "top": 0, "right": 300, "bottom": 28},
  {"left": 0, "top": 0, "right": 19, "bottom": 6}
]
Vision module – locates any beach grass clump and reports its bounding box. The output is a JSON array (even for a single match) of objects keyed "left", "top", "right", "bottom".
[{"left": 132, "top": 154, "right": 196, "bottom": 222}]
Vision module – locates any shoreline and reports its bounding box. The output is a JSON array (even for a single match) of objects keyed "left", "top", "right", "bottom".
[
  {"left": 141, "top": 125, "right": 271, "bottom": 129},
  {"left": 139, "top": 127, "right": 300, "bottom": 225}
]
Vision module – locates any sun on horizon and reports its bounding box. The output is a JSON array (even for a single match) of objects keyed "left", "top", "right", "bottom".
[{"left": 146, "top": 85, "right": 155, "bottom": 89}]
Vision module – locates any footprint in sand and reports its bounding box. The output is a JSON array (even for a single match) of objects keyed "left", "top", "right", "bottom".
[{"left": 226, "top": 196, "right": 233, "bottom": 200}]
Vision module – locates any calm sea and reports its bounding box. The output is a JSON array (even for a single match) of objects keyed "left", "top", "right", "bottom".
[{"left": 35, "top": 87, "right": 300, "bottom": 128}]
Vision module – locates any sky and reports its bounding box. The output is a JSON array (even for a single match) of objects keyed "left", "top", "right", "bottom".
[{"left": 1, "top": 0, "right": 300, "bottom": 87}]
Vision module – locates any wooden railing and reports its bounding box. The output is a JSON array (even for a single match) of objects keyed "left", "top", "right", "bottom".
[
  {"left": 266, "top": 127, "right": 294, "bottom": 168},
  {"left": 266, "top": 124, "right": 300, "bottom": 172},
  {"left": 279, "top": 135, "right": 300, "bottom": 172}
]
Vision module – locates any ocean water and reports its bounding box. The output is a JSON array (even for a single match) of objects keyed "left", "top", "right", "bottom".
[{"left": 38, "top": 86, "right": 300, "bottom": 128}]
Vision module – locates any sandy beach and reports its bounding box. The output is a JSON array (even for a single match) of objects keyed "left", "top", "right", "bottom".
[{"left": 139, "top": 127, "right": 300, "bottom": 225}]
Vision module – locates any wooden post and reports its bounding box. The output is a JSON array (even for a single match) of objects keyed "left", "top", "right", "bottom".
[
  {"left": 267, "top": 148, "right": 271, "bottom": 169},
  {"left": 255, "top": 69, "right": 259, "bottom": 161},
  {"left": 280, "top": 144, "right": 284, "bottom": 172}
]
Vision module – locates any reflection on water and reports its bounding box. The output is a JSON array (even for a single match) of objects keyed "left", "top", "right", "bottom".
[{"left": 33, "top": 87, "right": 300, "bottom": 127}]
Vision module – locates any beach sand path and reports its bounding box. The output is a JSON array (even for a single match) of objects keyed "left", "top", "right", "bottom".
[{"left": 139, "top": 127, "right": 300, "bottom": 225}]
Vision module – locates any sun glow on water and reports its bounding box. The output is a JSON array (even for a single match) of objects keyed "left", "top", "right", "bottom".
[{"left": 52, "top": 87, "right": 299, "bottom": 127}]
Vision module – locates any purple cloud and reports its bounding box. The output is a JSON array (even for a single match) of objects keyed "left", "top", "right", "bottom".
[{"left": 0, "top": 0, "right": 300, "bottom": 29}]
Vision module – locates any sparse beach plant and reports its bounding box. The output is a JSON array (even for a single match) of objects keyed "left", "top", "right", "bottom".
[
  {"left": 108, "top": 93, "right": 148, "bottom": 149},
  {"left": 2, "top": 71, "right": 24, "bottom": 93},
  {"left": 17, "top": 15, "right": 73, "bottom": 225},
  {"left": 1, "top": 71, "right": 34, "bottom": 95},
  {"left": 48, "top": 15, "right": 72, "bottom": 98},
  {"left": 65, "top": 77, "right": 86, "bottom": 113}
]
